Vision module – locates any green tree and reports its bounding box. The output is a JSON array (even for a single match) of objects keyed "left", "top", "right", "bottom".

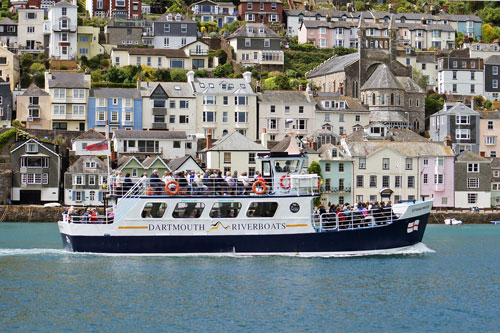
[
  {"left": 262, "top": 72, "right": 291, "bottom": 90},
  {"left": 425, "top": 93, "right": 444, "bottom": 117},
  {"left": 479, "top": 7, "right": 500, "bottom": 26},
  {"left": 412, "top": 69, "right": 428, "bottom": 91},
  {"left": 334, "top": 46, "right": 357, "bottom": 56},
  {"left": 354, "top": 1, "right": 365, "bottom": 11},
  {"left": 155, "top": 69, "right": 171, "bottom": 82},
  {"left": 455, "top": 32, "right": 465, "bottom": 48},
  {"left": 214, "top": 49, "right": 227, "bottom": 65},
  {"left": 171, "top": 69, "right": 187, "bottom": 82},
  {"left": 221, "top": 20, "right": 244, "bottom": 35},
  {"left": 214, "top": 63, "right": 233, "bottom": 78},
  {"left": 484, "top": 100, "right": 493, "bottom": 110},
  {"left": 482, "top": 24, "right": 496, "bottom": 43},
  {"left": 20, "top": 53, "right": 33, "bottom": 69}
]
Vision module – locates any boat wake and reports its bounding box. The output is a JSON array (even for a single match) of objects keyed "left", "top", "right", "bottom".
[{"left": 0, "top": 248, "right": 70, "bottom": 257}]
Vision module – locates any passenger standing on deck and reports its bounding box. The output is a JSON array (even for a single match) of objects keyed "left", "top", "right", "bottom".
[
  {"left": 115, "top": 171, "right": 123, "bottom": 196},
  {"left": 123, "top": 173, "right": 133, "bottom": 194},
  {"left": 150, "top": 170, "right": 162, "bottom": 195}
]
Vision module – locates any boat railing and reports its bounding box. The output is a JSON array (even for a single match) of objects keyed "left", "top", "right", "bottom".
[
  {"left": 312, "top": 207, "right": 396, "bottom": 232},
  {"left": 63, "top": 215, "right": 113, "bottom": 224},
  {"left": 109, "top": 175, "right": 321, "bottom": 198}
]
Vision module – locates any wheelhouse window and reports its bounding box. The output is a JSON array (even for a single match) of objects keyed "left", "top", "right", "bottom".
[
  {"left": 247, "top": 202, "right": 278, "bottom": 218},
  {"left": 141, "top": 202, "right": 167, "bottom": 218},
  {"left": 209, "top": 202, "right": 242, "bottom": 218},
  {"left": 172, "top": 202, "right": 205, "bottom": 218}
]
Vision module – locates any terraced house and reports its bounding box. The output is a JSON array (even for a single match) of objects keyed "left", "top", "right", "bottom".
[
  {"left": 152, "top": 13, "right": 197, "bottom": 50},
  {"left": 64, "top": 155, "right": 107, "bottom": 206},
  {"left": 189, "top": 0, "right": 237, "bottom": 28}
]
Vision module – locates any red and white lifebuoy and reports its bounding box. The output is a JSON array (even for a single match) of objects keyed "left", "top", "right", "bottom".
[
  {"left": 280, "top": 174, "right": 291, "bottom": 189},
  {"left": 165, "top": 180, "right": 180, "bottom": 195}
]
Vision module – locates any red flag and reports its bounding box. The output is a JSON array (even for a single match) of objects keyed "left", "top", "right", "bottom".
[{"left": 86, "top": 140, "right": 109, "bottom": 151}]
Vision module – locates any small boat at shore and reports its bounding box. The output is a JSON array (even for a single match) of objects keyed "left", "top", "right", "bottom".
[
  {"left": 491, "top": 221, "right": 500, "bottom": 225},
  {"left": 58, "top": 153, "right": 433, "bottom": 255},
  {"left": 444, "top": 218, "right": 463, "bottom": 225}
]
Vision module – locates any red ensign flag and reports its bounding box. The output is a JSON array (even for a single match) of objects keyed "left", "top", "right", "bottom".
[{"left": 85, "top": 140, "right": 109, "bottom": 151}]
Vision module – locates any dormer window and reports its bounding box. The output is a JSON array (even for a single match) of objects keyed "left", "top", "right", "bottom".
[
  {"left": 26, "top": 142, "right": 38, "bottom": 153},
  {"left": 228, "top": 84, "right": 234, "bottom": 89},
  {"left": 240, "top": 84, "right": 246, "bottom": 88},
  {"left": 85, "top": 161, "right": 97, "bottom": 169},
  {"left": 259, "top": 28, "right": 265, "bottom": 33},
  {"left": 175, "top": 14, "right": 182, "bottom": 21},
  {"left": 221, "top": 83, "right": 227, "bottom": 90},
  {"left": 199, "top": 83, "right": 205, "bottom": 88},
  {"left": 209, "top": 83, "right": 214, "bottom": 88},
  {"left": 167, "top": 13, "right": 173, "bottom": 20},
  {"left": 247, "top": 27, "right": 254, "bottom": 33},
  {"left": 323, "top": 101, "right": 330, "bottom": 108}
]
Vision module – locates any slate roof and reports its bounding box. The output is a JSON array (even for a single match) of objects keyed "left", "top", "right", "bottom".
[
  {"left": 479, "top": 111, "right": 500, "bottom": 119},
  {"left": 48, "top": 72, "right": 89, "bottom": 89},
  {"left": 259, "top": 90, "right": 314, "bottom": 104},
  {"left": 301, "top": 20, "right": 357, "bottom": 29},
  {"left": 456, "top": 150, "right": 490, "bottom": 162},
  {"left": 271, "top": 135, "right": 317, "bottom": 154},
  {"left": 168, "top": 155, "right": 191, "bottom": 171},
  {"left": 369, "top": 111, "right": 408, "bottom": 123},
  {"left": 22, "top": 83, "right": 49, "bottom": 96},
  {"left": 139, "top": 82, "right": 195, "bottom": 98},
  {"left": 416, "top": 53, "right": 437, "bottom": 63},
  {"left": 313, "top": 94, "right": 369, "bottom": 112},
  {"left": 433, "top": 103, "right": 479, "bottom": 116},
  {"left": 306, "top": 52, "right": 359, "bottom": 78},
  {"left": 66, "top": 156, "right": 107, "bottom": 174},
  {"left": 207, "top": 131, "right": 268, "bottom": 152},
  {"left": 484, "top": 55, "right": 500, "bottom": 65},
  {"left": 396, "top": 76, "right": 424, "bottom": 93},
  {"left": 491, "top": 158, "right": 500, "bottom": 169},
  {"left": 156, "top": 13, "right": 196, "bottom": 23},
  {"left": 54, "top": 1, "right": 77, "bottom": 7},
  {"left": 397, "top": 22, "right": 454, "bottom": 32},
  {"left": 73, "top": 128, "right": 106, "bottom": 142},
  {"left": 228, "top": 23, "right": 280, "bottom": 39},
  {"left": 114, "top": 48, "right": 187, "bottom": 58},
  {"left": 0, "top": 18, "right": 17, "bottom": 25},
  {"left": 90, "top": 88, "right": 141, "bottom": 99},
  {"left": 361, "top": 64, "right": 404, "bottom": 90},
  {"left": 113, "top": 130, "right": 188, "bottom": 140},
  {"left": 193, "top": 78, "right": 255, "bottom": 95}
]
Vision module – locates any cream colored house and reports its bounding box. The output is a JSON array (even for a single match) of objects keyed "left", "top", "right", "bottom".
[
  {"left": 45, "top": 71, "right": 91, "bottom": 131},
  {"left": 0, "top": 45, "right": 20, "bottom": 91},
  {"left": 77, "top": 26, "right": 104, "bottom": 59},
  {"left": 16, "top": 83, "right": 52, "bottom": 129},
  {"left": 188, "top": 71, "right": 258, "bottom": 140},
  {"left": 111, "top": 40, "right": 211, "bottom": 70},
  {"left": 397, "top": 23, "right": 455, "bottom": 50},
  {"left": 202, "top": 131, "right": 269, "bottom": 176}
]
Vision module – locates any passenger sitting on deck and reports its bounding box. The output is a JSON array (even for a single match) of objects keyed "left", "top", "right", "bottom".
[
  {"left": 275, "top": 162, "right": 282, "bottom": 172},
  {"left": 82, "top": 208, "right": 91, "bottom": 223},
  {"left": 283, "top": 161, "right": 291, "bottom": 172},
  {"left": 90, "top": 208, "right": 98, "bottom": 223}
]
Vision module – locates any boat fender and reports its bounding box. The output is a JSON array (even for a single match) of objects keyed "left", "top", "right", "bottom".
[
  {"left": 252, "top": 180, "right": 266, "bottom": 195},
  {"left": 317, "top": 178, "right": 321, "bottom": 190},
  {"left": 146, "top": 187, "right": 154, "bottom": 195},
  {"left": 165, "top": 180, "right": 180, "bottom": 195},
  {"left": 280, "top": 174, "right": 291, "bottom": 189}
]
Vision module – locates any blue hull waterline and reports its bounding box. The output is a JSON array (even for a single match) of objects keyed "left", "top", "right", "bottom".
[{"left": 60, "top": 214, "right": 429, "bottom": 254}]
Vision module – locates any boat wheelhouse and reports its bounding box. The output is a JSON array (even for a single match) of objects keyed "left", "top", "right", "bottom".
[{"left": 58, "top": 153, "right": 433, "bottom": 255}]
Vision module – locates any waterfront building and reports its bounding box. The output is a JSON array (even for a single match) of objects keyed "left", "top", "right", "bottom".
[
  {"left": 17, "top": 9, "right": 45, "bottom": 55},
  {"left": 152, "top": 13, "right": 197, "bottom": 50},
  {"left": 189, "top": 0, "right": 237, "bottom": 28},
  {"left": 168, "top": 155, "right": 203, "bottom": 174},
  {"left": 478, "top": 111, "right": 500, "bottom": 158},
  {"left": 116, "top": 155, "right": 170, "bottom": 178},
  {"left": 45, "top": 1, "right": 78, "bottom": 60},
  {"left": 87, "top": 87, "right": 143, "bottom": 132},
  {"left": 259, "top": 89, "right": 316, "bottom": 142},
  {"left": 454, "top": 150, "right": 491, "bottom": 209},
  {"left": 419, "top": 149, "right": 456, "bottom": 208},
  {"left": 10, "top": 138, "right": 61, "bottom": 204},
  {"left": 238, "top": 0, "right": 283, "bottom": 25},
  {"left": 317, "top": 143, "right": 353, "bottom": 206},
  {"left": 64, "top": 155, "right": 107, "bottom": 206},
  {"left": 491, "top": 158, "right": 500, "bottom": 208},
  {"left": 112, "top": 129, "right": 197, "bottom": 160},
  {"left": 430, "top": 103, "right": 480, "bottom": 154},
  {"left": 44, "top": 71, "right": 91, "bottom": 131},
  {"left": 483, "top": 55, "right": 500, "bottom": 101},
  {"left": 16, "top": 83, "right": 51, "bottom": 129},
  {"left": 438, "top": 57, "right": 484, "bottom": 97},
  {"left": 201, "top": 131, "right": 268, "bottom": 176},
  {"left": 71, "top": 128, "right": 107, "bottom": 156},
  {"left": 0, "top": 81, "right": 12, "bottom": 128}
]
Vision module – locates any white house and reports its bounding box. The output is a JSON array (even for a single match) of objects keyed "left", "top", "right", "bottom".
[
  {"left": 45, "top": 1, "right": 78, "bottom": 60},
  {"left": 112, "top": 129, "right": 197, "bottom": 160},
  {"left": 438, "top": 57, "right": 484, "bottom": 96},
  {"left": 17, "top": 9, "right": 45, "bottom": 54},
  {"left": 71, "top": 128, "right": 108, "bottom": 156},
  {"left": 64, "top": 155, "right": 107, "bottom": 206}
]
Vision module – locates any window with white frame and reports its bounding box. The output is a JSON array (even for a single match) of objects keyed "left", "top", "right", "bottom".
[
  {"left": 53, "top": 89, "right": 65, "bottom": 99},
  {"left": 234, "top": 96, "right": 248, "bottom": 106},
  {"left": 405, "top": 158, "right": 413, "bottom": 170},
  {"left": 53, "top": 105, "right": 66, "bottom": 115},
  {"left": 468, "top": 193, "right": 478, "bottom": 204},
  {"left": 493, "top": 66, "right": 499, "bottom": 75},
  {"left": 97, "top": 111, "right": 105, "bottom": 121},
  {"left": 245, "top": 38, "right": 251, "bottom": 47},
  {"left": 493, "top": 80, "right": 498, "bottom": 89},
  {"left": 203, "top": 96, "right": 216, "bottom": 105},
  {"left": 73, "top": 89, "right": 85, "bottom": 99},
  {"left": 435, "top": 157, "right": 444, "bottom": 166},
  {"left": 88, "top": 175, "right": 96, "bottom": 186},
  {"left": 234, "top": 112, "right": 247, "bottom": 123},
  {"left": 264, "top": 39, "right": 270, "bottom": 47},
  {"left": 85, "top": 161, "right": 96, "bottom": 169},
  {"left": 434, "top": 174, "right": 444, "bottom": 184},
  {"left": 467, "top": 178, "right": 479, "bottom": 188},
  {"left": 111, "top": 111, "right": 119, "bottom": 122},
  {"left": 73, "top": 175, "right": 85, "bottom": 185},
  {"left": 485, "top": 136, "right": 497, "bottom": 145},
  {"left": 124, "top": 111, "right": 133, "bottom": 122},
  {"left": 467, "top": 163, "right": 479, "bottom": 173},
  {"left": 456, "top": 129, "right": 470, "bottom": 140},
  {"left": 203, "top": 111, "right": 216, "bottom": 122}
]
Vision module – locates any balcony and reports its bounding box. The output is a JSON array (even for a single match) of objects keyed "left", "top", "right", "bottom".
[
  {"left": 434, "top": 184, "right": 445, "bottom": 192},
  {"left": 321, "top": 186, "right": 351, "bottom": 193},
  {"left": 152, "top": 122, "right": 166, "bottom": 130},
  {"left": 259, "top": 51, "right": 284, "bottom": 65},
  {"left": 189, "top": 49, "right": 209, "bottom": 56},
  {"left": 53, "top": 24, "right": 77, "bottom": 32},
  {"left": 234, "top": 122, "right": 249, "bottom": 129}
]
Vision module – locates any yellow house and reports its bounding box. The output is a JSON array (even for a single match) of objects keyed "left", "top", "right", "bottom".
[
  {"left": 16, "top": 83, "right": 52, "bottom": 130},
  {"left": 77, "top": 26, "right": 104, "bottom": 59},
  {"left": 0, "top": 45, "right": 20, "bottom": 91}
]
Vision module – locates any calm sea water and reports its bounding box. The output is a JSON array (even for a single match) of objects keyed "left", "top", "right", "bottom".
[{"left": 0, "top": 223, "right": 499, "bottom": 332}]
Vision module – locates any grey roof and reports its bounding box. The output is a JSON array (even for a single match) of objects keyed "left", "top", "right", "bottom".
[
  {"left": 54, "top": 1, "right": 77, "bottom": 7},
  {"left": 484, "top": 55, "right": 500, "bottom": 65},
  {"left": 259, "top": 90, "right": 314, "bottom": 104},
  {"left": 369, "top": 111, "right": 408, "bottom": 123},
  {"left": 193, "top": 78, "right": 255, "bottom": 95},
  {"left": 301, "top": 20, "right": 357, "bottom": 29},
  {"left": 361, "top": 64, "right": 404, "bottom": 90},
  {"left": 396, "top": 76, "right": 424, "bottom": 93},
  {"left": 306, "top": 52, "right": 359, "bottom": 78},
  {"left": 73, "top": 128, "right": 106, "bottom": 142},
  {"left": 227, "top": 23, "right": 280, "bottom": 39},
  {"left": 208, "top": 131, "right": 268, "bottom": 152},
  {"left": 22, "top": 83, "right": 49, "bottom": 96},
  {"left": 0, "top": 18, "right": 17, "bottom": 25},
  {"left": 313, "top": 95, "right": 369, "bottom": 112},
  {"left": 271, "top": 135, "right": 317, "bottom": 154},
  {"left": 139, "top": 82, "right": 195, "bottom": 98},
  {"left": 66, "top": 156, "right": 107, "bottom": 174},
  {"left": 113, "top": 130, "right": 187, "bottom": 140},
  {"left": 240, "top": 0, "right": 280, "bottom": 2},
  {"left": 168, "top": 155, "right": 190, "bottom": 171},
  {"left": 479, "top": 111, "right": 500, "bottom": 119},
  {"left": 142, "top": 156, "right": 168, "bottom": 168},
  {"left": 156, "top": 13, "right": 196, "bottom": 23},
  {"left": 416, "top": 53, "right": 437, "bottom": 63},
  {"left": 114, "top": 48, "right": 188, "bottom": 58},
  {"left": 48, "top": 72, "right": 89, "bottom": 89},
  {"left": 433, "top": 103, "right": 479, "bottom": 117},
  {"left": 397, "top": 22, "right": 454, "bottom": 32},
  {"left": 456, "top": 150, "right": 490, "bottom": 162},
  {"left": 90, "top": 88, "right": 141, "bottom": 99}
]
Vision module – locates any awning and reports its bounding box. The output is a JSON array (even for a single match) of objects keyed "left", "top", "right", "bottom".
[{"left": 379, "top": 187, "right": 393, "bottom": 197}]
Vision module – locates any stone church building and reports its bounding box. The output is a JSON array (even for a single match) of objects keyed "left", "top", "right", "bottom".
[{"left": 306, "top": 15, "right": 425, "bottom": 131}]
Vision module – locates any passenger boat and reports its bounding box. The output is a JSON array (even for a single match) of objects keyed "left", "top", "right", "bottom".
[{"left": 58, "top": 153, "right": 433, "bottom": 255}]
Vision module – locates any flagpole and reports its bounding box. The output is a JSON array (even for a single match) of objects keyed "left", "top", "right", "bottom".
[{"left": 105, "top": 121, "right": 111, "bottom": 180}]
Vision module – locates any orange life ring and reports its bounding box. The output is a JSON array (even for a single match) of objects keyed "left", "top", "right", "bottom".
[
  {"left": 146, "top": 187, "right": 154, "bottom": 195},
  {"left": 252, "top": 180, "right": 266, "bottom": 195},
  {"left": 166, "top": 180, "right": 180, "bottom": 195},
  {"left": 280, "top": 174, "right": 291, "bottom": 189}
]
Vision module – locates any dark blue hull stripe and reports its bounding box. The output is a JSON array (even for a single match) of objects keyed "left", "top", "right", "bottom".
[{"left": 61, "top": 215, "right": 429, "bottom": 254}]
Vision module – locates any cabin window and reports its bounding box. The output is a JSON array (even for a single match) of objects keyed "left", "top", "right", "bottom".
[
  {"left": 274, "top": 160, "right": 299, "bottom": 173},
  {"left": 141, "top": 202, "right": 167, "bottom": 218},
  {"left": 247, "top": 202, "right": 278, "bottom": 218},
  {"left": 209, "top": 202, "right": 242, "bottom": 218},
  {"left": 172, "top": 202, "right": 205, "bottom": 218}
]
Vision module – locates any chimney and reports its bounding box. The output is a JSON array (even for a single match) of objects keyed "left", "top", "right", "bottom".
[
  {"left": 243, "top": 71, "right": 252, "bottom": 84},
  {"left": 444, "top": 136, "right": 452, "bottom": 147},
  {"left": 187, "top": 70, "right": 195, "bottom": 86},
  {"left": 137, "top": 75, "right": 141, "bottom": 90},
  {"left": 261, "top": 128, "right": 268, "bottom": 149},
  {"left": 206, "top": 130, "right": 212, "bottom": 150},
  {"left": 306, "top": 83, "right": 312, "bottom": 95},
  {"left": 312, "top": 137, "right": 318, "bottom": 151},
  {"left": 306, "top": 137, "right": 311, "bottom": 147},
  {"left": 298, "top": 84, "right": 303, "bottom": 91},
  {"left": 471, "top": 98, "right": 476, "bottom": 110}
]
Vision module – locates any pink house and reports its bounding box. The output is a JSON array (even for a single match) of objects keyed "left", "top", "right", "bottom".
[
  {"left": 479, "top": 111, "right": 500, "bottom": 158},
  {"left": 419, "top": 155, "right": 455, "bottom": 208},
  {"left": 298, "top": 20, "right": 358, "bottom": 48}
]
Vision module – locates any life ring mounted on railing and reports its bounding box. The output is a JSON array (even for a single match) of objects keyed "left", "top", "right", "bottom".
[
  {"left": 146, "top": 187, "right": 154, "bottom": 195},
  {"left": 252, "top": 180, "right": 266, "bottom": 195},
  {"left": 165, "top": 180, "right": 180, "bottom": 195},
  {"left": 280, "top": 174, "right": 291, "bottom": 189}
]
